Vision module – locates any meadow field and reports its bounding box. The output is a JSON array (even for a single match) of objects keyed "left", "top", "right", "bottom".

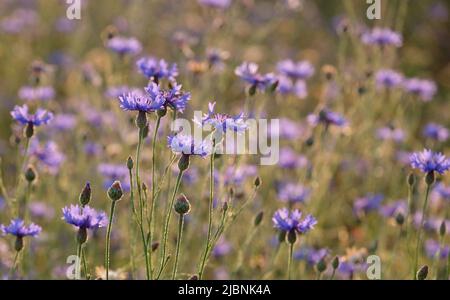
[{"left": 0, "top": 0, "right": 449, "bottom": 280}]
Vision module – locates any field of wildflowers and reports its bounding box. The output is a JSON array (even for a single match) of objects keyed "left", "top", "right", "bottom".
[{"left": 0, "top": 0, "right": 449, "bottom": 281}]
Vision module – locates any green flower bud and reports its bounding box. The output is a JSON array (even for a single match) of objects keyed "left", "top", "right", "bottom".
[
  {"left": 25, "top": 165, "right": 37, "bottom": 183},
  {"left": 174, "top": 194, "right": 191, "bottom": 215},
  {"left": 316, "top": 259, "right": 327, "bottom": 273},
  {"left": 254, "top": 211, "right": 264, "bottom": 227},
  {"left": 440, "top": 221, "right": 446, "bottom": 237},
  {"left": 157, "top": 107, "right": 167, "bottom": 118},
  {"left": 407, "top": 172, "right": 416, "bottom": 187},
  {"left": 305, "top": 136, "right": 314, "bottom": 147},
  {"left": 222, "top": 201, "right": 229, "bottom": 212},
  {"left": 79, "top": 182, "right": 91, "bottom": 206},
  {"left": 248, "top": 84, "right": 257, "bottom": 96},
  {"left": 395, "top": 212, "right": 405, "bottom": 226},
  {"left": 416, "top": 265, "right": 428, "bottom": 280},
  {"left": 127, "top": 156, "right": 134, "bottom": 170},
  {"left": 278, "top": 230, "right": 286, "bottom": 243},
  {"left": 254, "top": 176, "right": 261, "bottom": 188},
  {"left": 331, "top": 256, "right": 339, "bottom": 270},
  {"left": 107, "top": 181, "right": 123, "bottom": 201}
]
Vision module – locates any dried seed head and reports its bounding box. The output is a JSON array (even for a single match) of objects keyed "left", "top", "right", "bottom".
[{"left": 107, "top": 181, "right": 123, "bottom": 201}]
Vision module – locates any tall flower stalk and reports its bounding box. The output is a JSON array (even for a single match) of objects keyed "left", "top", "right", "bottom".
[
  {"left": 172, "top": 194, "right": 190, "bottom": 279},
  {"left": 105, "top": 181, "right": 123, "bottom": 280}
]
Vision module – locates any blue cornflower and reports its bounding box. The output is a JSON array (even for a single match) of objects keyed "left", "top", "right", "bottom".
[
  {"left": 375, "top": 69, "right": 403, "bottom": 89},
  {"left": 277, "top": 76, "right": 308, "bottom": 99},
  {"left": 198, "top": 0, "right": 231, "bottom": 9},
  {"left": 30, "top": 140, "right": 65, "bottom": 175},
  {"left": 235, "top": 62, "right": 276, "bottom": 91},
  {"left": 136, "top": 57, "right": 178, "bottom": 81},
  {"left": 194, "top": 102, "right": 247, "bottom": 134},
  {"left": 62, "top": 204, "right": 108, "bottom": 230},
  {"left": 432, "top": 183, "right": 450, "bottom": 201},
  {"left": 403, "top": 78, "right": 437, "bottom": 102},
  {"left": 272, "top": 208, "right": 317, "bottom": 233},
  {"left": 106, "top": 36, "right": 142, "bottom": 56},
  {"left": 206, "top": 48, "right": 229, "bottom": 70},
  {"left": 376, "top": 126, "right": 405, "bottom": 143},
  {"left": 223, "top": 165, "right": 257, "bottom": 186},
  {"left": 1, "top": 219, "right": 41, "bottom": 237},
  {"left": 423, "top": 123, "right": 449, "bottom": 142},
  {"left": 279, "top": 148, "right": 308, "bottom": 169},
  {"left": 353, "top": 194, "right": 384, "bottom": 217},
  {"left": 294, "top": 247, "right": 329, "bottom": 265},
  {"left": 212, "top": 237, "right": 232, "bottom": 258},
  {"left": 167, "top": 134, "right": 211, "bottom": 157},
  {"left": 11, "top": 104, "right": 53, "bottom": 126},
  {"left": 277, "top": 182, "right": 311, "bottom": 204},
  {"left": 379, "top": 200, "right": 407, "bottom": 218},
  {"left": 277, "top": 59, "right": 315, "bottom": 80},
  {"left": 425, "top": 239, "right": 450, "bottom": 260},
  {"left": 118, "top": 88, "right": 164, "bottom": 113},
  {"left": 410, "top": 149, "right": 450, "bottom": 175},
  {"left": 307, "top": 109, "right": 347, "bottom": 127},
  {"left": 18, "top": 86, "right": 55, "bottom": 102},
  {"left": 361, "top": 27, "right": 402, "bottom": 47},
  {"left": 144, "top": 82, "right": 190, "bottom": 113}
]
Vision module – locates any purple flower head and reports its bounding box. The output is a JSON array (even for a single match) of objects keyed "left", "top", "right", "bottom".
[
  {"left": 272, "top": 208, "right": 317, "bottom": 233},
  {"left": 353, "top": 194, "right": 384, "bottom": 217},
  {"left": 1, "top": 9, "right": 38, "bottom": 34},
  {"left": 206, "top": 48, "right": 229, "bottom": 69},
  {"left": 423, "top": 123, "right": 449, "bottom": 142},
  {"left": 235, "top": 62, "right": 276, "bottom": 91},
  {"left": 425, "top": 239, "right": 450, "bottom": 260},
  {"left": 29, "top": 202, "right": 55, "bottom": 220},
  {"left": 107, "top": 36, "right": 142, "bottom": 56},
  {"left": 11, "top": 105, "right": 53, "bottom": 127},
  {"left": 361, "top": 27, "right": 402, "bottom": 47},
  {"left": 198, "top": 0, "right": 231, "bottom": 9},
  {"left": 432, "top": 183, "right": 450, "bottom": 202},
  {"left": 105, "top": 85, "right": 133, "bottom": 99},
  {"left": 375, "top": 69, "right": 403, "bottom": 89},
  {"left": 307, "top": 109, "right": 347, "bottom": 127},
  {"left": 30, "top": 140, "right": 65, "bottom": 174},
  {"left": 212, "top": 237, "right": 232, "bottom": 258},
  {"left": 277, "top": 182, "right": 311, "bottom": 204},
  {"left": 195, "top": 102, "right": 248, "bottom": 134},
  {"left": 403, "top": 78, "right": 437, "bottom": 102},
  {"left": 278, "top": 148, "right": 308, "bottom": 169},
  {"left": 18, "top": 86, "right": 55, "bottom": 102},
  {"left": 136, "top": 57, "right": 178, "bottom": 81},
  {"left": 379, "top": 200, "right": 407, "bottom": 218},
  {"left": 167, "top": 134, "right": 211, "bottom": 157},
  {"left": 294, "top": 247, "right": 329, "bottom": 265},
  {"left": 117, "top": 88, "right": 164, "bottom": 113},
  {"left": 274, "top": 118, "right": 304, "bottom": 140},
  {"left": 144, "top": 82, "right": 190, "bottom": 113},
  {"left": 277, "top": 76, "right": 308, "bottom": 99},
  {"left": 277, "top": 59, "right": 315, "bottom": 80},
  {"left": 98, "top": 163, "right": 130, "bottom": 192},
  {"left": 223, "top": 165, "right": 257, "bottom": 186},
  {"left": 410, "top": 149, "right": 450, "bottom": 174},
  {"left": 50, "top": 114, "right": 77, "bottom": 132},
  {"left": 62, "top": 204, "right": 108, "bottom": 230},
  {"left": 1, "top": 219, "right": 41, "bottom": 238},
  {"left": 376, "top": 126, "right": 405, "bottom": 143}
]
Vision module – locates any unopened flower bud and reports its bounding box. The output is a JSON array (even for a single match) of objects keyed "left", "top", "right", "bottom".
[
  {"left": 79, "top": 182, "right": 91, "bottom": 206},
  {"left": 287, "top": 230, "right": 297, "bottom": 244},
  {"left": 136, "top": 111, "right": 148, "bottom": 130},
  {"left": 254, "top": 177, "right": 261, "bottom": 188},
  {"left": 248, "top": 84, "right": 257, "bottom": 96},
  {"left": 278, "top": 231, "right": 286, "bottom": 243},
  {"left": 25, "top": 165, "right": 37, "bottom": 183},
  {"left": 306, "top": 136, "right": 314, "bottom": 147},
  {"left": 395, "top": 212, "right": 405, "bottom": 226},
  {"left": 331, "top": 256, "right": 339, "bottom": 270},
  {"left": 416, "top": 265, "right": 428, "bottom": 280},
  {"left": 316, "top": 259, "right": 327, "bottom": 273},
  {"left": 228, "top": 187, "right": 234, "bottom": 198},
  {"left": 151, "top": 242, "right": 160, "bottom": 252},
  {"left": 425, "top": 171, "right": 435, "bottom": 186},
  {"left": 268, "top": 80, "right": 279, "bottom": 93},
  {"left": 174, "top": 194, "right": 191, "bottom": 215},
  {"left": 254, "top": 211, "right": 264, "bottom": 227},
  {"left": 178, "top": 154, "right": 190, "bottom": 172},
  {"left": 407, "top": 173, "right": 416, "bottom": 187},
  {"left": 157, "top": 107, "right": 167, "bottom": 118},
  {"left": 107, "top": 181, "right": 123, "bottom": 201},
  {"left": 127, "top": 156, "right": 133, "bottom": 170},
  {"left": 24, "top": 122, "right": 34, "bottom": 139},
  {"left": 440, "top": 221, "right": 446, "bottom": 237},
  {"left": 222, "top": 201, "right": 229, "bottom": 212}
]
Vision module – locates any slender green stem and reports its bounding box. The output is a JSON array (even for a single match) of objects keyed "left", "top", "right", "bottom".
[
  {"left": 172, "top": 214, "right": 184, "bottom": 280},
  {"left": 76, "top": 243, "right": 82, "bottom": 280},
  {"left": 105, "top": 200, "right": 117, "bottom": 280},
  {"left": 9, "top": 251, "right": 20, "bottom": 279},
  {"left": 158, "top": 170, "right": 183, "bottom": 279},
  {"left": 81, "top": 247, "right": 89, "bottom": 280},
  {"left": 413, "top": 183, "right": 431, "bottom": 279},
  {"left": 21, "top": 182, "right": 32, "bottom": 220},
  {"left": 198, "top": 146, "right": 215, "bottom": 280},
  {"left": 330, "top": 269, "right": 336, "bottom": 280},
  {"left": 288, "top": 243, "right": 294, "bottom": 280},
  {"left": 128, "top": 168, "right": 137, "bottom": 278},
  {"left": 149, "top": 116, "right": 161, "bottom": 279}
]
